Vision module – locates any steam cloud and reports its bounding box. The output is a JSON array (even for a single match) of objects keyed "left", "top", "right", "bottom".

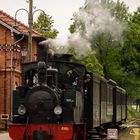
[
  {"left": 43, "top": 0, "right": 126, "bottom": 57},
  {"left": 76, "top": 0, "right": 126, "bottom": 40}
]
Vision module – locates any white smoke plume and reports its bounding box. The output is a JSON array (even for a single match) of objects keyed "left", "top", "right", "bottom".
[
  {"left": 43, "top": 0, "right": 126, "bottom": 57},
  {"left": 75, "top": 0, "right": 126, "bottom": 40},
  {"left": 67, "top": 32, "right": 91, "bottom": 57},
  {"left": 44, "top": 33, "right": 91, "bottom": 58}
]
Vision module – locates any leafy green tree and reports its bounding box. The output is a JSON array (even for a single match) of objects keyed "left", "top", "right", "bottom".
[
  {"left": 76, "top": 51, "right": 103, "bottom": 76},
  {"left": 91, "top": 32, "right": 123, "bottom": 79},
  {"left": 79, "top": 51, "right": 104, "bottom": 76},
  {"left": 119, "top": 7, "right": 140, "bottom": 97},
  {"left": 131, "top": 7, "right": 140, "bottom": 24},
  {"left": 105, "top": 0, "right": 130, "bottom": 21},
  {"left": 69, "top": 0, "right": 129, "bottom": 33},
  {"left": 32, "top": 12, "right": 59, "bottom": 39},
  {"left": 69, "top": 0, "right": 129, "bottom": 78},
  {"left": 67, "top": 48, "right": 104, "bottom": 76}
]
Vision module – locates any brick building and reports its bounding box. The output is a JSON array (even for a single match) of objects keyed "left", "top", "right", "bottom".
[{"left": 0, "top": 10, "right": 45, "bottom": 128}]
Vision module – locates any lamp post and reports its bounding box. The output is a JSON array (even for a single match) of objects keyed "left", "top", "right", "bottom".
[
  {"left": 28, "top": 0, "right": 33, "bottom": 62},
  {"left": 14, "top": 2, "right": 32, "bottom": 62},
  {"left": 28, "top": 0, "right": 45, "bottom": 62},
  {"left": 15, "top": 0, "right": 45, "bottom": 62},
  {"left": 14, "top": 8, "right": 29, "bottom": 28}
]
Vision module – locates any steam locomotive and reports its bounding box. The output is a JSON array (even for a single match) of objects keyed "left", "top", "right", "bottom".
[{"left": 8, "top": 42, "right": 127, "bottom": 140}]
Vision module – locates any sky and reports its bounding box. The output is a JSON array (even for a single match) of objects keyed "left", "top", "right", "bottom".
[{"left": 0, "top": 0, "right": 140, "bottom": 40}]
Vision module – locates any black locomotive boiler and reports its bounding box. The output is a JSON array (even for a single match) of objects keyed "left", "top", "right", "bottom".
[{"left": 8, "top": 42, "right": 127, "bottom": 140}]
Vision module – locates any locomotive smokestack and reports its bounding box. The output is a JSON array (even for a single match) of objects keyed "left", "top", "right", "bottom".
[
  {"left": 37, "top": 41, "right": 49, "bottom": 63},
  {"left": 38, "top": 61, "right": 47, "bottom": 85},
  {"left": 37, "top": 41, "right": 49, "bottom": 85}
]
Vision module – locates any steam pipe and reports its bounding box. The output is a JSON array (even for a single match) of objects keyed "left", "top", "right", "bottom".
[
  {"left": 38, "top": 61, "right": 47, "bottom": 85},
  {"left": 37, "top": 41, "right": 48, "bottom": 63}
]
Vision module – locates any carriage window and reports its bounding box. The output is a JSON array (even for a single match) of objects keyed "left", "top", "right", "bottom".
[{"left": 107, "top": 86, "right": 113, "bottom": 105}]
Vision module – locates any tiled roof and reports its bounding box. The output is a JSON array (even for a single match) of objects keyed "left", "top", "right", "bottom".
[{"left": 0, "top": 10, "right": 42, "bottom": 37}]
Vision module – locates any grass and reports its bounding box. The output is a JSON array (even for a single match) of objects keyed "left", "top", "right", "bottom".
[{"left": 127, "top": 106, "right": 140, "bottom": 120}]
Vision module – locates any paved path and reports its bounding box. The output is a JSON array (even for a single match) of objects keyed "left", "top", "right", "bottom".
[
  {"left": 0, "top": 133, "right": 12, "bottom": 140},
  {"left": 118, "top": 127, "right": 140, "bottom": 140},
  {"left": 118, "top": 119, "right": 140, "bottom": 140}
]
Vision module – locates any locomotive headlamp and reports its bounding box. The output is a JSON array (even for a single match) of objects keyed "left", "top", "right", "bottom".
[
  {"left": 54, "top": 105, "right": 62, "bottom": 115},
  {"left": 18, "top": 105, "right": 26, "bottom": 115}
]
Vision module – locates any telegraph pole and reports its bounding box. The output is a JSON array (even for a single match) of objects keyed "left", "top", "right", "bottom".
[{"left": 28, "top": 0, "right": 33, "bottom": 61}]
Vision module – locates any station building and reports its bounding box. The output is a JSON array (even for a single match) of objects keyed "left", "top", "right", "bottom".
[{"left": 0, "top": 10, "right": 45, "bottom": 128}]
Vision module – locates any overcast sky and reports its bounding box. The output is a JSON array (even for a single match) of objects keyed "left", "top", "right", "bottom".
[{"left": 0, "top": 0, "right": 140, "bottom": 40}]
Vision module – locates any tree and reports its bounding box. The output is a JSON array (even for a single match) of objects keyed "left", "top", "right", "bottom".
[
  {"left": 69, "top": 0, "right": 129, "bottom": 79},
  {"left": 75, "top": 51, "right": 104, "bottom": 76},
  {"left": 32, "top": 12, "right": 59, "bottom": 39},
  {"left": 119, "top": 7, "right": 140, "bottom": 97},
  {"left": 105, "top": 0, "right": 130, "bottom": 21},
  {"left": 80, "top": 51, "right": 104, "bottom": 76},
  {"left": 91, "top": 32, "right": 124, "bottom": 79},
  {"left": 67, "top": 47, "right": 104, "bottom": 76}
]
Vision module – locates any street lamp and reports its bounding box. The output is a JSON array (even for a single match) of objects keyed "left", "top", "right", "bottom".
[
  {"left": 15, "top": 0, "right": 45, "bottom": 62},
  {"left": 14, "top": 8, "right": 29, "bottom": 28},
  {"left": 28, "top": 0, "right": 33, "bottom": 62},
  {"left": 21, "top": 48, "right": 28, "bottom": 57}
]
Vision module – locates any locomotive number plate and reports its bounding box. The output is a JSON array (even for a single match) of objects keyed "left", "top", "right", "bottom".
[{"left": 107, "top": 128, "right": 118, "bottom": 139}]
